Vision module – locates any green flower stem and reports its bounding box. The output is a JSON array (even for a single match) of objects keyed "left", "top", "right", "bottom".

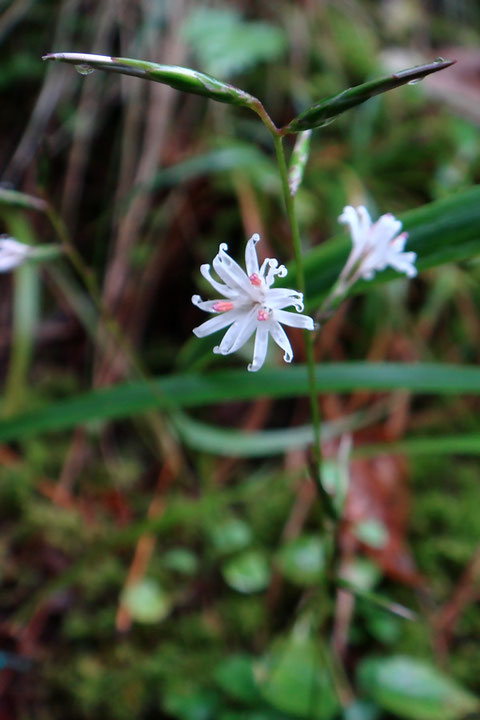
[{"left": 272, "top": 133, "right": 332, "bottom": 509}]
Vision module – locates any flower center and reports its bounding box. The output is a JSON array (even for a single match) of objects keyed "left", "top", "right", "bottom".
[
  {"left": 213, "top": 301, "right": 234, "bottom": 312},
  {"left": 249, "top": 273, "right": 262, "bottom": 287},
  {"left": 257, "top": 308, "right": 270, "bottom": 322}
]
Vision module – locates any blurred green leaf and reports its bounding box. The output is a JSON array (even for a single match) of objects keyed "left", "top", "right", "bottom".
[
  {"left": 2, "top": 363, "right": 480, "bottom": 442},
  {"left": 255, "top": 629, "right": 339, "bottom": 719},
  {"left": 181, "top": 8, "right": 286, "bottom": 78},
  {"left": 365, "top": 611, "right": 403, "bottom": 645},
  {"left": 276, "top": 535, "right": 326, "bottom": 586},
  {"left": 357, "top": 656, "right": 479, "bottom": 720},
  {"left": 338, "top": 578, "right": 416, "bottom": 621},
  {"left": 147, "top": 143, "right": 273, "bottom": 192},
  {"left": 121, "top": 579, "right": 171, "bottom": 624},
  {"left": 214, "top": 654, "right": 261, "bottom": 704},
  {"left": 222, "top": 550, "right": 270, "bottom": 594},
  {"left": 209, "top": 518, "right": 253, "bottom": 555},
  {"left": 356, "top": 433, "right": 480, "bottom": 457},
  {"left": 163, "top": 688, "right": 220, "bottom": 720},
  {"left": 218, "top": 714, "right": 285, "bottom": 720},
  {"left": 162, "top": 548, "right": 198, "bottom": 575},
  {"left": 339, "top": 558, "right": 381, "bottom": 592},
  {"left": 353, "top": 519, "right": 389, "bottom": 549},
  {"left": 343, "top": 700, "right": 380, "bottom": 720},
  {"left": 285, "top": 59, "right": 455, "bottom": 132}
]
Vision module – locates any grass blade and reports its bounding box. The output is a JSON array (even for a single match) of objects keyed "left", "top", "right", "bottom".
[{"left": 1, "top": 363, "right": 480, "bottom": 442}]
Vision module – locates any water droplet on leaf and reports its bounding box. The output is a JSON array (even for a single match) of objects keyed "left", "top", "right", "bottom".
[
  {"left": 434, "top": 57, "right": 446, "bottom": 63},
  {"left": 75, "top": 64, "right": 95, "bottom": 75},
  {"left": 407, "top": 77, "right": 423, "bottom": 85}
]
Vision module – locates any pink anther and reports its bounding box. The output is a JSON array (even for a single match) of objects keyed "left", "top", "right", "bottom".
[
  {"left": 257, "top": 308, "right": 270, "bottom": 322},
  {"left": 249, "top": 273, "right": 262, "bottom": 287},
  {"left": 213, "top": 301, "right": 234, "bottom": 312}
]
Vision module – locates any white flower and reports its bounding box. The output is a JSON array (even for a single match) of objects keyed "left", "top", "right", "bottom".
[
  {"left": 192, "top": 234, "right": 315, "bottom": 372},
  {"left": 339, "top": 205, "right": 417, "bottom": 283},
  {"left": 0, "top": 236, "right": 32, "bottom": 273}
]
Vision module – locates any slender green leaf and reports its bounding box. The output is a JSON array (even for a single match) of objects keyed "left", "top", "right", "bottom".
[
  {"left": 255, "top": 628, "right": 339, "bottom": 719},
  {"left": 358, "top": 434, "right": 480, "bottom": 457},
  {"left": 285, "top": 59, "right": 455, "bottom": 132},
  {"left": 171, "top": 407, "right": 381, "bottom": 457},
  {"left": 1, "top": 363, "right": 480, "bottom": 442},
  {"left": 337, "top": 579, "right": 416, "bottom": 621},
  {"left": 42, "top": 52, "right": 257, "bottom": 108},
  {"left": 175, "top": 414, "right": 480, "bottom": 459},
  {"left": 357, "top": 656, "right": 479, "bottom": 720}
]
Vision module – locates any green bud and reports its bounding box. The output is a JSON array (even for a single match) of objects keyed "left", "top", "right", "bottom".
[
  {"left": 288, "top": 130, "right": 312, "bottom": 197},
  {"left": 284, "top": 59, "right": 456, "bottom": 133},
  {"left": 42, "top": 52, "right": 257, "bottom": 108}
]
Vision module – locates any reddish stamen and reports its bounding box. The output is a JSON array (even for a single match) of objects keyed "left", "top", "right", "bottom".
[
  {"left": 213, "top": 301, "right": 234, "bottom": 312},
  {"left": 249, "top": 273, "right": 262, "bottom": 287},
  {"left": 257, "top": 308, "right": 270, "bottom": 322}
]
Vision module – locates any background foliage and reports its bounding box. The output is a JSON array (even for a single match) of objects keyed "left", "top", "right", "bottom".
[{"left": 1, "top": 1, "right": 480, "bottom": 718}]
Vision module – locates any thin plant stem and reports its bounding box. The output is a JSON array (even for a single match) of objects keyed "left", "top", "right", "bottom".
[{"left": 271, "top": 133, "right": 333, "bottom": 510}]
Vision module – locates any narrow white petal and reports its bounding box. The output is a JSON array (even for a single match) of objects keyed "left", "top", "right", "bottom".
[
  {"left": 268, "top": 321, "right": 293, "bottom": 363},
  {"left": 192, "top": 295, "right": 233, "bottom": 313},
  {"left": 245, "top": 233, "right": 260, "bottom": 276},
  {"left": 200, "top": 264, "right": 237, "bottom": 298},
  {"left": 387, "top": 251, "right": 417, "bottom": 277},
  {"left": 369, "top": 213, "right": 402, "bottom": 249},
  {"left": 214, "top": 307, "right": 257, "bottom": 355},
  {"left": 248, "top": 326, "right": 269, "bottom": 372},
  {"left": 0, "top": 237, "right": 31, "bottom": 272},
  {"left": 266, "top": 288, "right": 304, "bottom": 311},
  {"left": 339, "top": 206, "right": 368, "bottom": 250},
  {"left": 359, "top": 256, "right": 383, "bottom": 279},
  {"left": 193, "top": 310, "right": 240, "bottom": 338},
  {"left": 212, "top": 243, "right": 253, "bottom": 295},
  {"left": 0, "top": 257, "right": 25, "bottom": 272},
  {"left": 274, "top": 309, "right": 314, "bottom": 330},
  {"left": 389, "top": 231, "right": 408, "bottom": 253},
  {"left": 357, "top": 206, "right": 372, "bottom": 241}
]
